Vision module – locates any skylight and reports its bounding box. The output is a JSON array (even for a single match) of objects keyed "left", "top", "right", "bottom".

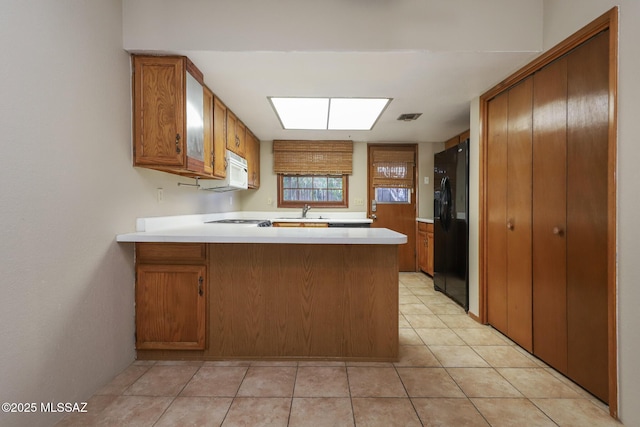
[{"left": 269, "top": 97, "right": 391, "bottom": 131}]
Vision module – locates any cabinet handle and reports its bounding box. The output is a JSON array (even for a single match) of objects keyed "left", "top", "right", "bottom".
[
  {"left": 506, "top": 220, "right": 514, "bottom": 230},
  {"left": 198, "top": 276, "right": 203, "bottom": 296},
  {"left": 553, "top": 226, "right": 564, "bottom": 236},
  {"left": 175, "top": 133, "right": 181, "bottom": 153}
]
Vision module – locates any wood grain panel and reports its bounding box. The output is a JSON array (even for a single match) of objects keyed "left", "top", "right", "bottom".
[
  {"left": 136, "top": 264, "right": 206, "bottom": 350},
  {"left": 202, "top": 86, "right": 214, "bottom": 176},
  {"left": 506, "top": 78, "right": 533, "bottom": 352},
  {"left": 486, "top": 93, "right": 509, "bottom": 335},
  {"left": 479, "top": 9, "right": 617, "bottom": 415},
  {"left": 133, "top": 56, "right": 185, "bottom": 167},
  {"left": 208, "top": 243, "right": 398, "bottom": 360},
  {"left": 136, "top": 243, "right": 206, "bottom": 264},
  {"left": 532, "top": 58, "right": 568, "bottom": 373},
  {"left": 212, "top": 96, "right": 228, "bottom": 178},
  {"left": 566, "top": 30, "right": 609, "bottom": 403}
]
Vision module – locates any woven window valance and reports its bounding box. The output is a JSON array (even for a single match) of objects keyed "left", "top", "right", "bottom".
[
  {"left": 372, "top": 149, "right": 415, "bottom": 188},
  {"left": 273, "top": 140, "right": 353, "bottom": 175}
]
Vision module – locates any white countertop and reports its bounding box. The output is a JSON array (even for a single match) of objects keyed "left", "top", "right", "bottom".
[
  {"left": 116, "top": 212, "right": 405, "bottom": 245},
  {"left": 416, "top": 218, "right": 434, "bottom": 223}
]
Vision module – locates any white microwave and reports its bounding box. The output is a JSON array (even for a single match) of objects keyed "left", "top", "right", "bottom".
[{"left": 199, "top": 150, "right": 248, "bottom": 192}]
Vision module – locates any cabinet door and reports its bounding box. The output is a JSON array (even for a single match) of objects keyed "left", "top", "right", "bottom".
[
  {"left": 506, "top": 77, "right": 533, "bottom": 352},
  {"left": 226, "top": 110, "right": 239, "bottom": 154},
  {"left": 246, "top": 130, "right": 260, "bottom": 188},
  {"left": 133, "top": 56, "right": 185, "bottom": 167},
  {"left": 185, "top": 72, "right": 205, "bottom": 173},
  {"left": 417, "top": 230, "right": 428, "bottom": 273},
  {"left": 202, "top": 86, "right": 214, "bottom": 176},
  {"left": 236, "top": 120, "right": 246, "bottom": 158},
  {"left": 136, "top": 264, "right": 206, "bottom": 350},
  {"left": 533, "top": 57, "right": 568, "bottom": 373},
  {"left": 212, "top": 96, "right": 228, "bottom": 178}
]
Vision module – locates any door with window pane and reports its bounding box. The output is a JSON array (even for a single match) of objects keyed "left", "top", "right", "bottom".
[{"left": 367, "top": 144, "right": 417, "bottom": 271}]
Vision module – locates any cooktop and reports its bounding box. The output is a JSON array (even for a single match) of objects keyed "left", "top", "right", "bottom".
[{"left": 205, "top": 219, "right": 272, "bottom": 227}]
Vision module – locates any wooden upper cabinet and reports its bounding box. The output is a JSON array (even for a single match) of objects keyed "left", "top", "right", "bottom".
[
  {"left": 444, "top": 130, "right": 470, "bottom": 150},
  {"left": 132, "top": 54, "right": 258, "bottom": 180},
  {"left": 202, "top": 86, "right": 214, "bottom": 176},
  {"left": 132, "top": 55, "right": 207, "bottom": 176},
  {"left": 236, "top": 120, "right": 246, "bottom": 158},
  {"left": 246, "top": 129, "right": 260, "bottom": 188},
  {"left": 226, "top": 110, "right": 246, "bottom": 157},
  {"left": 212, "top": 96, "right": 228, "bottom": 179}
]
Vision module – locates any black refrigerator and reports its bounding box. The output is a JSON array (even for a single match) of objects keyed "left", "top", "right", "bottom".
[{"left": 433, "top": 139, "right": 469, "bottom": 311}]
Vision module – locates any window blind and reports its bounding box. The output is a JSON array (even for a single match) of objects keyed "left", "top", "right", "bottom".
[
  {"left": 273, "top": 140, "right": 353, "bottom": 175},
  {"left": 371, "top": 149, "right": 415, "bottom": 188}
]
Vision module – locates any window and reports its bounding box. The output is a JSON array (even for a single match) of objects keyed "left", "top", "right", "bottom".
[
  {"left": 375, "top": 187, "right": 411, "bottom": 203},
  {"left": 371, "top": 148, "right": 415, "bottom": 204},
  {"left": 278, "top": 174, "right": 348, "bottom": 208},
  {"left": 273, "top": 140, "right": 353, "bottom": 208}
]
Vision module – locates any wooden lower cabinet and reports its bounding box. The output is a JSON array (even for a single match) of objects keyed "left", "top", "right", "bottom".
[
  {"left": 417, "top": 222, "right": 433, "bottom": 276},
  {"left": 135, "top": 243, "right": 207, "bottom": 351},
  {"left": 135, "top": 242, "right": 399, "bottom": 362}
]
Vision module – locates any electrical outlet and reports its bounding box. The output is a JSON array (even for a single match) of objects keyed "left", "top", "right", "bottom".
[
  {"left": 354, "top": 198, "right": 364, "bottom": 206},
  {"left": 424, "top": 177, "right": 430, "bottom": 185},
  {"left": 267, "top": 197, "right": 273, "bottom": 205},
  {"left": 157, "top": 188, "right": 164, "bottom": 203}
]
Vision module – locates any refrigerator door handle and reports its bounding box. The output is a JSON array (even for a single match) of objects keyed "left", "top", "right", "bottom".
[{"left": 441, "top": 176, "right": 452, "bottom": 231}]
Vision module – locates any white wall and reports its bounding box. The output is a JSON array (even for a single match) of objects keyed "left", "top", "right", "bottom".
[
  {"left": 539, "top": 2, "right": 640, "bottom": 423},
  {"left": 0, "top": 2, "right": 235, "bottom": 426},
  {"left": 468, "top": 98, "right": 481, "bottom": 317},
  {"left": 417, "top": 142, "right": 444, "bottom": 219}
]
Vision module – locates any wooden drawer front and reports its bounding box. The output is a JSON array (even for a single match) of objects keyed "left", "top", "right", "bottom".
[
  {"left": 136, "top": 243, "right": 206, "bottom": 264},
  {"left": 418, "top": 222, "right": 433, "bottom": 232}
]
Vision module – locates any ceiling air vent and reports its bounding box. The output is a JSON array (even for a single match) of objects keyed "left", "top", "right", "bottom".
[{"left": 397, "top": 113, "right": 422, "bottom": 121}]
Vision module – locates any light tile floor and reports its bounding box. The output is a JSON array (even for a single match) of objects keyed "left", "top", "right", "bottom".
[{"left": 57, "top": 273, "right": 623, "bottom": 426}]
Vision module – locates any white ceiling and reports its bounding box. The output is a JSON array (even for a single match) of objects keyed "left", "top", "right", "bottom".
[{"left": 123, "top": 0, "right": 544, "bottom": 143}]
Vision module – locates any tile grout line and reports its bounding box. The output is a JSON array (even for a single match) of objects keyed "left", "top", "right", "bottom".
[{"left": 286, "top": 362, "right": 300, "bottom": 426}]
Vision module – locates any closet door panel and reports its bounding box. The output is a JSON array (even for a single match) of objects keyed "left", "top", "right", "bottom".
[
  {"left": 506, "top": 78, "right": 533, "bottom": 351},
  {"left": 566, "top": 30, "right": 609, "bottom": 403},
  {"left": 532, "top": 58, "right": 569, "bottom": 373},
  {"left": 486, "top": 93, "right": 509, "bottom": 334}
]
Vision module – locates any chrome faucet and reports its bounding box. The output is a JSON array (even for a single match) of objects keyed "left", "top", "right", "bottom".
[{"left": 302, "top": 204, "right": 311, "bottom": 218}]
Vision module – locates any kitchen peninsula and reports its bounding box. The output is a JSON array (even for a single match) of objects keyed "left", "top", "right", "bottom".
[{"left": 117, "top": 213, "right": 407, "bottom": 362}]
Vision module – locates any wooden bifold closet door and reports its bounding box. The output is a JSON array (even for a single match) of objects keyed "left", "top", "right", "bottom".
[
  {"left": 486, "top": 78, "right": 533, "bottom": 352},
  {"left": 565, "top": 30, "right": 609, "bottom": 402},
  {"left": 532, "top": 56, "right": 569, "bottom": 374},
  {"left": 487, "top": 29, "right": 610, "bottom": 403}
]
